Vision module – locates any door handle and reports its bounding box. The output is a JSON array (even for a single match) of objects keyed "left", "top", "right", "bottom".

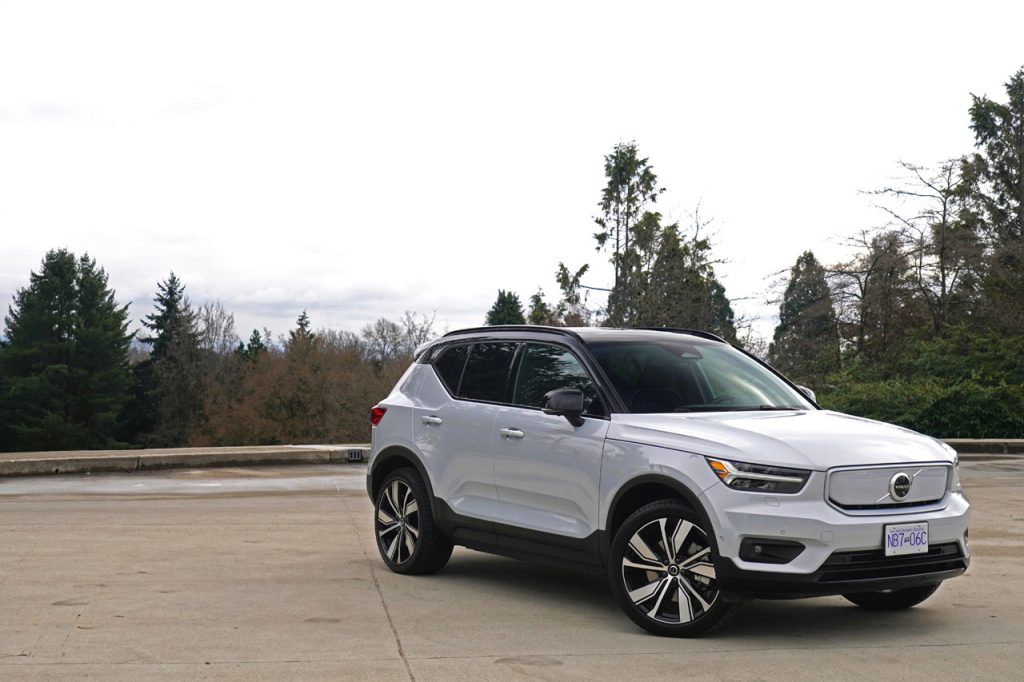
[
  {"left": 499, "top": 427, "right": 525, "bottom": 439},
  {"left": 420, "top": 416, "right": 444, "bottom": 426}
]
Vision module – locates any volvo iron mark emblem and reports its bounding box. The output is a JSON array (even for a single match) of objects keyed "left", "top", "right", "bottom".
[{"left": 890, "top": 472, "right": 913, "bottom": 500}]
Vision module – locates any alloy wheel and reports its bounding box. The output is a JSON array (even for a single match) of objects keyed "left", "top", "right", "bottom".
[
  {"left": 621, "top": 517, "right": 719, "bottom": 624},
  {"left": 376, "top": 479, "right": 419, "bottom": 565}
]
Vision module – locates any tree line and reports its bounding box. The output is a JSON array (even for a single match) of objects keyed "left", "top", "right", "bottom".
[
  {"left": 0, "top": 260, "right": 432, "bottom": 451},
  {"left": 3, "top": 66, "right": 1022, "bottom": 451},
  {"left": 486, "top": 66, "right": 1024, "bottom": 438}
]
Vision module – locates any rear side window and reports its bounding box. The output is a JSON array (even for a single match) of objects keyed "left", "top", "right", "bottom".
[
  {"left": 433, "top": 344, "right": 469, "bottom": 394},
  {"left": 459, "top": 342, "right": 518, "bottom": 402}
]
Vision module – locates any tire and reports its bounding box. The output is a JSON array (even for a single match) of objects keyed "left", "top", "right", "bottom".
[
  {"left": 608, "top": 500, "right": 739, "bottom": 637},
  {"left": 842, "top": 583, "right": 941, "bottom": 610},
  {"left": 374, "top": 468, "right": 453, "bottom": 575}
]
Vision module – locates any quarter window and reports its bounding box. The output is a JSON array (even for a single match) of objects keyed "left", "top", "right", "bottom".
[
  {"left": 513, "top": 343, "right": 602, "bottom": 415},
  {"left": 433, "top": 344, "right": 469, "bottom": 394},
  {"left": 459, "top": 342, "right": 518, "bottom": 402}
]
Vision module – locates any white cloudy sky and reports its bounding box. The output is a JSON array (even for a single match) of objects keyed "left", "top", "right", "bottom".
[{"left": 1, "top": 1, "right": 1022, "bottom": 341}]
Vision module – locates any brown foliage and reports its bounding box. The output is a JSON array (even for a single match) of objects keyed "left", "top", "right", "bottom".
[{"left": 190, "top": 329, "right": 408, "bottom": 446}]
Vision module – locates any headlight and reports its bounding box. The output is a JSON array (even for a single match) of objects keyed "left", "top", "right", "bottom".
[
  {"left": 940, "top": 441, "right": 962, "bottom": 492},
  {"left": 706, "top": 457, "right": 810, "bottom": 494}
]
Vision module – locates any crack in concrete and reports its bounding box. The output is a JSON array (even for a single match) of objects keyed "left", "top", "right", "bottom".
[{"left": 343, "top": 497, "right": 415, "bottom": 682}]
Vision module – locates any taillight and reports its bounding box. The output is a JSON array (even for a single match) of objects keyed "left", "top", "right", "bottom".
[{"left": 370, "top": 406, "right": 387, "bottom": 426}]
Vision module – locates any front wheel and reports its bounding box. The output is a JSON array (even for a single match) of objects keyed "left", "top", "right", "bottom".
[
  {"left": 374, "top": 468, "right": 453, "bottom": 575},
  {"left": 608, "top": 500, "right": 739, "bottom": 637},
  {"left": 843, "top": 583, "right": 941, "bottom": 610}
]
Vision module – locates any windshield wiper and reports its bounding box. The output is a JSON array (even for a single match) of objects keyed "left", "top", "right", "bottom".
[{"left": 757, "top": 405, "right": 804, "bottom": 411}]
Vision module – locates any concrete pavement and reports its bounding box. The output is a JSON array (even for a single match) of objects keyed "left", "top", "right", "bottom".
[{"left": 0, "top": 462, "right": 1021, "bottom": 680}]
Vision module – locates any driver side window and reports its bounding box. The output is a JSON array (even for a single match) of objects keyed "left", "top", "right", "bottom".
[{"left": 513, "top": 343, "right": 603, "bottom": 416}]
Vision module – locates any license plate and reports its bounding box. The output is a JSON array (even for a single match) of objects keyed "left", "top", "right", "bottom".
[{"left": 884, "top": 522, "right": 928, "bottom": 557}]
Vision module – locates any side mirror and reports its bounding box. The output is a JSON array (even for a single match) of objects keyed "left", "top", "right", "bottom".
[
  {"left": 797, "top": 385, "right": 817, "bottom": 403},
  {"left": 542, "top": 388, "right": 585, "bottom": 427}
]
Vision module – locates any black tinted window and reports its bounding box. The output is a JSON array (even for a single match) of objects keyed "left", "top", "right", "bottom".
[
  {"left": 459, "top": 342, "right": 517, "bottom": 402},
  {"left": 514, "top": 343, "right": 602, "bottom": 415},
  {"left": 433, "top": 344, "right": 469, "bottom": 394}
]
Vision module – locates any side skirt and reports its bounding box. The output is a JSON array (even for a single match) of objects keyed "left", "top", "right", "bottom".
[{"left": 432, "top": 498, "right": 605, "bottom": 575}]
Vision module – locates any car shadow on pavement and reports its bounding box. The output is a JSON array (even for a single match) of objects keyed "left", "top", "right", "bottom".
[
  {"left": 418, "top": 551, "right": 953, "bottom": 641},
  {"left": 722, "top": 597, "right": 953, "bottom": 641},
  {"left": 427, "top": 552, "right": 617, "bottom": 610}
]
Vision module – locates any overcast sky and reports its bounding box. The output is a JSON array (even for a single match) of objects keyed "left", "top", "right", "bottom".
[{"left": 2, "top": 1, "right": 1022, "bottom": 342}]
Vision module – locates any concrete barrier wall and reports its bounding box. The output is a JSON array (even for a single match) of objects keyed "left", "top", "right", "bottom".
[
  {"left": 0, "top": 439, "right": 1019, "bottom": 477},
  {"left": 0, "top": 445, "right": 370, "bottom": 477}
]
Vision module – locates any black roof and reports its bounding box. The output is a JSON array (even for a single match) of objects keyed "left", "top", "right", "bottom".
[{"left": 441, "top": 325, "right": 727, "bottom": 344}]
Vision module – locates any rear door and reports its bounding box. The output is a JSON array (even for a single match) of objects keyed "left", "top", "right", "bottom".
[
  {"left": 491, "top": 342, "right": 609, "bottom": 540},
  {"left": 413, "top": 341, "right": 517, "bottom": 523}
]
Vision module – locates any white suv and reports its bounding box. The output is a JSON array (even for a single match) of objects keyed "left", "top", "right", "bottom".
[{"left": 366, "top": 326, "right": 970, "bottom": 636}]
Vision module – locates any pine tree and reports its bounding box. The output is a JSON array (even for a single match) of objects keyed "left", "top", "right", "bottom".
[
  {"left": 962, "top": 66, "right": 1024, "bottom": 332},
  {"left": 236, "top": 329, "right": 268, "bottom": 360},
  {"left": 141, "top": 273, "right": 196, "bottom": 361},
  {"left": 0, "top": 249, "right": 132, "bottom": 451},
  {"left": 638, "top": 227, "right": 737, "bottom": 341},
  {"left": 768, "top": 251, "right": 840, "bottom": 381},
  {"left": 289, "top": 310, "right": 314, "bottom": 345},
  {"left": 133, "top": 272, "right": 203, "bottom": 446},
  {"left": 554, "top": 264, "right": 591, "bottom": 327},
  {"left": 527, "top": 290, "right": 559, "bottom": 326},
  {"left": 485, "top": 290, "right": 526, "bottom": 325},
  {"left": 593, "top": 142, "right": 664, "bottom": 326}
]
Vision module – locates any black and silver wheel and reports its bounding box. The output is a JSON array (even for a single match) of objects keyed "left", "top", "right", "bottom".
[
  {"left": 609, "top": 500, "right": 739, "bottom": 637},
  {"left": 374, "top": 468, "right": 453, "bottom": 575},
  {"left": 843, "top": 583, "right": 941, "bottom": 610}
]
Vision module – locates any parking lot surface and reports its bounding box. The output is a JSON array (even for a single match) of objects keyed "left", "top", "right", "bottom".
[{"left": 1, "top": 461, "right": 1022, "bottom": 681}]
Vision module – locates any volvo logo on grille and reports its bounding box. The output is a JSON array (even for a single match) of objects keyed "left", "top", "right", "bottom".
[{"left": 890, "top": 472, "right": 913, "bottom": 500}]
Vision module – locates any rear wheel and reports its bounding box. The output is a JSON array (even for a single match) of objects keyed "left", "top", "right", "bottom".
[
  {"left": 843, "top": 583, "right": 941, "bottom": 610},
  {"left": 374, "top": 468, "right": 453, "bottom": 575},
  {"left": 609, "top": 500, "right": 739, "bottom": 637}
]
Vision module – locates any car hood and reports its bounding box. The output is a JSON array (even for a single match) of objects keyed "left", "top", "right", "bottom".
[{"left": 607, "top": 410, "right": 952, "bottom": 470}]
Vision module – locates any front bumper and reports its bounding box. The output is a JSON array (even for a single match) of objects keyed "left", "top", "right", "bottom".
[
  {"left": 699, "top": 472, "right": 971, "bottom": 599},
  {"left": 715, "top": 542, "right": 968, "bottom": 599}
]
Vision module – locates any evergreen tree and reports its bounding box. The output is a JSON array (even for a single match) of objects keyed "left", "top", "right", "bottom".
[
  {"left": 593, "top": 142, "right": 664, "bottom": 325},
  {"left": 288, "top": 310, "right": 315, "bottom": 347},
  {"left": 485, "top": 290, "right": 526, "bottom": 325},
  {"left": 526, "top": 290, "right": 559, "bottom": 326},
  {"left": 133, "top": 272, "right": 203, "bottom": 446},
  {"left": 962, "top": 66, "right": 1024, "bottom": 332},
  {"left": 554, "top": 263, "right": 591, "bottom": 327},
  {"left": 768, "top": 251, "right": 840, "bottom": 381},
  {"left": 236, "top": 329, "right": 268, "bottom": 360},
  {"left": 141, "top": 273, "right": 195, "bottom": 361},
  {"left": 638, "top": 227, "right": 737, "bottom": 341},
  {"left": 0, "top": 249, "right": 132, "bottom": 451}
]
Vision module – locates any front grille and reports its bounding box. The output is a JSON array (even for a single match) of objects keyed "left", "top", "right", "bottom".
[
  {"left": 826, "top": 464, "right": 950, "bottom": 512},
  {"left": 818, "top": 542, "right": 965, "bottom": 583},
  {"left": 835, "top": 498, "right": 944, "bottom": 511}
]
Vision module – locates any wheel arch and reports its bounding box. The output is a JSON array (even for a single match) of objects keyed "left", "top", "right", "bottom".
[
  {"left": 368, "top": 446, "right": 437, "bottom": 515},
  {"left": 602, "top": 474, "right": 716, "bottom": 560}
]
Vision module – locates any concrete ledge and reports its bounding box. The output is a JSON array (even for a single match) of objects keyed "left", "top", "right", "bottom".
[
  {"left": 945, "top": 439, "right": 1024, "bottom": 455},
  {"left": 1, "top": 438, "right": 1021, "bottom": 477},
  {"left": 0, "top": 445, "right": 370, "bottom": 477}
]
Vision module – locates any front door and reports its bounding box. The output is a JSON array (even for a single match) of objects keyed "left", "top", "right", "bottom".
[{"left": 492, "top": 342, "right": 609, "bottom": 540}]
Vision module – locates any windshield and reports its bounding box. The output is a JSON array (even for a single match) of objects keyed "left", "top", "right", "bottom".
[{"left": 587, "top": 339, "right": 814, "bottom": 413}]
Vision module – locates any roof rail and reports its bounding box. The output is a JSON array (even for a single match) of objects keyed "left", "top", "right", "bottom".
[
  {"left": 442, "top": 325, "right": 585, "bottom": 343},
  {"left": 633, "top": 327, "right": 728, "bottom": 343}
]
